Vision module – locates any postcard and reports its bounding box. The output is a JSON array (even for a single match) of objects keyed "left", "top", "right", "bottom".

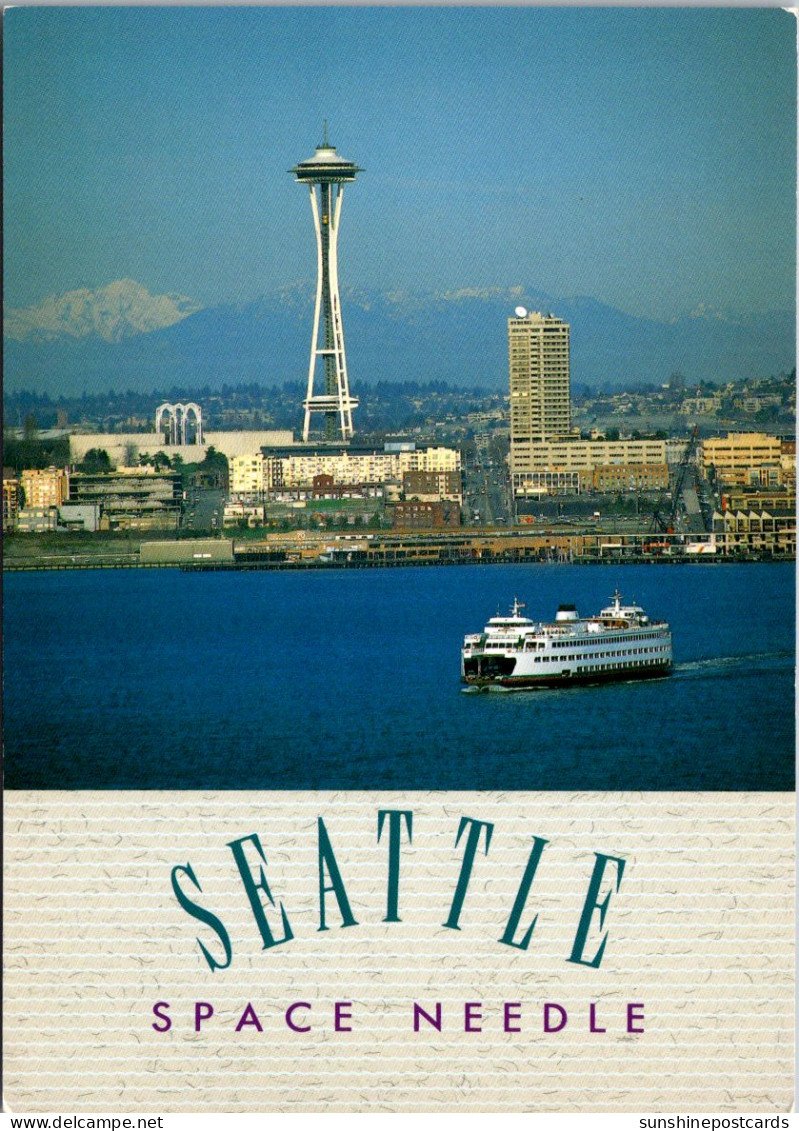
[{"left": 3, "top": 6, "right": 795, "bottom": 1114}]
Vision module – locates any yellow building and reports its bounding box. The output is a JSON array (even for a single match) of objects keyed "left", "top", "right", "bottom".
[
  {"left": 19, "top": 467, "right": 69, "bottom": 508},
  {"left": 723, "top": 488, "right": 795, "bottom": 513},
  {"left": 701, "top": 433, "right": 783, "bottom": 486},
  {"left": 406, "top": 446, "right": 461, "bottom": 474},
  {"left": 3, "top": 471, "right": 20, "bottom": 530},
  {"left": 513, "top": 463, "right": 668, "bottom": 496},
  {"left": 229, "top": 456, "right": 265, "bottom": 495},
  {"left": 512, "top": 439, "right": 668, "bottom": 496}
]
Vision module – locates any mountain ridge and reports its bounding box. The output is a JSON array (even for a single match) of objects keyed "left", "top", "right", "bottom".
[
  {"left": 4, "top": 279, "right": 201, "bottom": 344},
  {"left": 4, "top": 280, "right": 794, "bottom": 395}
]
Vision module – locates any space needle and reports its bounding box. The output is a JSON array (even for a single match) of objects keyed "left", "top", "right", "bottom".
[{"left": 290, "top": 125, "right": 362, "bottom": 442}]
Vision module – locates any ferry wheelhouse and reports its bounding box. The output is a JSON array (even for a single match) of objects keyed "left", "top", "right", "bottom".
[{"left": 461, "top": 590, "right": 672, "bottom": 689}]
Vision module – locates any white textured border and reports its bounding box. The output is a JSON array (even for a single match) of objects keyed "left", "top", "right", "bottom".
[{"left": 3, "top": 791, "right": 795, "bottom": 1113}]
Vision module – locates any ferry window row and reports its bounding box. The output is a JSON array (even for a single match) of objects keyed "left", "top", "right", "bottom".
[
  {"left": 575, "top": 660, "right": 664, "bottom": 672},
  {"left": 529, "top": 655, "right": 665, "bottom": 660},
  {"left": 532, "top": 647, "right": 667, "bottom": 663},
  {"left": 550, "top": 633, "right": 660, "bottom": 647}
]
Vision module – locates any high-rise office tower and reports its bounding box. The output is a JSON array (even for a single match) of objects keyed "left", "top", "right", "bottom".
[
  {"left": 290, "top": 126, "right": 362, "bottom": 442},
  {"left": 508, "top": 309, "right": 571, "bottom": 477}
]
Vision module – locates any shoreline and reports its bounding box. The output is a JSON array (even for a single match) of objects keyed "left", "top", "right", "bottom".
[
  {"left": 3, "top": 552, "right": 791, "bottom": 572},
  {"left": 4, "top": 526, "right": 793, "bottom": 572}
]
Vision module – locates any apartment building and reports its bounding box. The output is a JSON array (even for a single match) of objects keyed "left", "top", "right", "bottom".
[
  {"left": 230, "top": 445, "right": 462, "bottom": 497},
  {"left": 19, "top": 467, "right": 69, "bottom": 509},
  {"left": 509, "top": 311, "right": 572, "bottom": 490}
]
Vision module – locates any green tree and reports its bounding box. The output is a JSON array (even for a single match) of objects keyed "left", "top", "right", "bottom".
[
  {"left": 23, "top": 413, "right": 39, "bottom": 443},
  {"left": 78, "top": 448, "right": 113, "bottom": 474},
  {"left": 51, "top": 435, "right": 70, "bottom": 464},
  {"left": 754, "top": 406, "right": 779, "bottom": 425},
  {"left": 201, "top": 445, "right": 228, "bottom": 471},
  {"left": 197, "top": 445, "right": 229, "bottom": 488}
]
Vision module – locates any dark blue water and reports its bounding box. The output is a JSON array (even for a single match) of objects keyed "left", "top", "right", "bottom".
[{"left": 3, "top": 563, "right": 795, "bottom": 790}]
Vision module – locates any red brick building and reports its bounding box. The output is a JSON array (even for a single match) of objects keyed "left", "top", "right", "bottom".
[{"left": 392, "top": 501, "right": 461, "bottom": 529}]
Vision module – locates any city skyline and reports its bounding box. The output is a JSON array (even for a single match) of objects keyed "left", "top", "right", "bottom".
[{"left": 4, "top": 7, "right": 795, "bottom": 325}]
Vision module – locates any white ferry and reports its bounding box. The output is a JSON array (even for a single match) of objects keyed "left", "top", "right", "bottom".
[{"left": 461, "top": 590, "right": 672, "bottom": 689}]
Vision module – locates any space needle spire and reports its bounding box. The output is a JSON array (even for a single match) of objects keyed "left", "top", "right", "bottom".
[{"left": 290, "top": 128, "right": 363, "bottom": 442}]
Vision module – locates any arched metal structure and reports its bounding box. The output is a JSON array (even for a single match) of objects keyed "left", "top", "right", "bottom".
[
  {"left": 181, "top": 403, "right": 204, "bottom": 445},
  {"left": 155, "top": 403, "right": 204, "bottom": 445},
  {"left": 155, "top": 403, "right": 178, "bottom": 444}
]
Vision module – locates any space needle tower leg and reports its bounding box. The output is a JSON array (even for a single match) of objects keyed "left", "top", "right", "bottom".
[{"left": 291, "top": 127, "right": 362, "bottom": 443}]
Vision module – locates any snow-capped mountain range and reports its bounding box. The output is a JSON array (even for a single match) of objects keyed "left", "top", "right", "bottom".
[
  {"left": 3, "top": 279, "right": 794, "bottom": 395},
  {"left": 4, "top": 279, "right": 201, "bottom": 344}
]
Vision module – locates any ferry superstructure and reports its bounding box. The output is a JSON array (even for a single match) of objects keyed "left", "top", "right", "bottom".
[{"left": 461, "top": 590, "right": 672, "bottom": 688}]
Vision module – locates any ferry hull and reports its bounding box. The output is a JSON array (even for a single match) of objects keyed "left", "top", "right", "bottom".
[{"left": 462, "top": 661, "right": 672, "bottom": 690}]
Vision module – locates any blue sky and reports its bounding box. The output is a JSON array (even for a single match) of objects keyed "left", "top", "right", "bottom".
[{"left": 4, "top": 6, "right": 796, "bottom": 321}]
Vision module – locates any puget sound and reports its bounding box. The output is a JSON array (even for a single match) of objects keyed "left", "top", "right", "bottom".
[{"left": 3, "top": 561, "right": 794, "bottom": 792}]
